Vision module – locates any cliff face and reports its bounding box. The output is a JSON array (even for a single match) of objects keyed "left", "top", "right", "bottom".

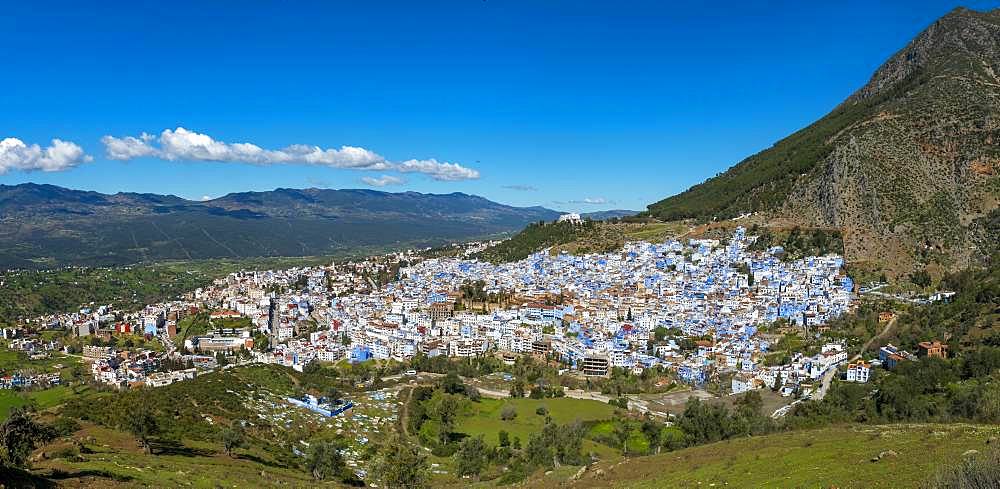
[{"left": 786, "top": 8, "right": 1000, "bottom": 275}]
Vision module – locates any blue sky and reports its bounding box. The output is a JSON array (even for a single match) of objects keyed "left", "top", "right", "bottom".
[{"left": 0, "top": 1, "right": 995, "bottom": 212}]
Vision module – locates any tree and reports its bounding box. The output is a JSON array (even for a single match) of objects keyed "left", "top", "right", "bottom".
[
  {"left": 910, "top": 268, "right": 932, "bottom": 288},
  {"left": 454, "top": 435, "right": 489, "bottom": 480},
  {"left": 126, "top": 409, "right": 158, "bottom": 454},
  {"left": 372, "top": 436, "right": 430, "bottom": 488},
  {"left": 613, "top": 422, "right": 630, "bottom": 455},
  {"left": 525, "top": 431, "right": 554, "bottom": 469},
  {"left": 642, "top": 418, "right": 663, "bottom": 454},
  {"left": 327, "top": 387, "right": 342, "bottom": 402},
  {"left": 220, "top": 422, "right": 245, "bottom": 458},
  {"left": 0, "top": 408, "right": 48, "bottom": 468},
  {"left": 509, "top": 379, "right": 526, "bottom": 398},
  {"left": 500, "top": 404, "right": 518, "bottom": 421},
  {"left": 498, "top": 430, "right": 510, "bottom": 447},
  {"left": 306, "top": 441, "right": 348, "bottom": 481},
  {"left": 653, "top": 326, "right": 669, "bottom": 342},
  {"left": 439, "top": 372, "right": 465, "bottom": 395},
  {"left": 425, "top": 390, "right": 462, "bottom": 446}
]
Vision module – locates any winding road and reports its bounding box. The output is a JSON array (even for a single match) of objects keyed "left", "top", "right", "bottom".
[{"left": 782, "top": 314, "right": 898, "bottom": 413}]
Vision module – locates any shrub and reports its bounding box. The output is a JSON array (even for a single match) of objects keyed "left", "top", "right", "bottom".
[
  {"left": 500, "top": 404, "right": 517, "bottom": 421},
  {"left": 926, "top": 448, "right": 1000, "bottom": 488}
]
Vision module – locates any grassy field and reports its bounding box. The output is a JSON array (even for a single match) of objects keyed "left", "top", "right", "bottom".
[
  {"left": 557, "top": 423, "right": 1000, "bottom": 489},
  {"left": 0, "top": 347, "right": 22, "bottom": 370},
  {"left": 0, "top": 389, "right": 28, "bottom": 419},
  {"left": 456, "top": 397, "right": 617, "bottom": 444},
  {"left": 0, "top": 386, "right": 85, "bottom": 421},
  {"left": 28, "top": 385, "right": 78, "bottom": 409}
]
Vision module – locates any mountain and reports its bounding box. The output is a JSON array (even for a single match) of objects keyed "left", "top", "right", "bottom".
[
  {"left": 580, "top": 209, "right": 639, "bottom": 221},
  {"left": 0, "top": 183, "right": 561, "bottom": 268},
  {"left": 646, "top": 7, "right": 1000, "bottom": 277}
]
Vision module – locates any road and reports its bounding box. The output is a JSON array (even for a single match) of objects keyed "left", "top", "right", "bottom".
[
  {"left": 473, "top": 384, "right": 674, "bottom": 417},
  {"left": 771, "top": 316, "right": 898, "bottom": 410}
]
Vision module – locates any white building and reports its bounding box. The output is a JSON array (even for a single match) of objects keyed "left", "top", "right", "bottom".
[
  {"left": 846, "top": 361, "right": 871, "bottom": 383},
  {"left": 557, "top": 213, "right": 582, "bottom": 224}
]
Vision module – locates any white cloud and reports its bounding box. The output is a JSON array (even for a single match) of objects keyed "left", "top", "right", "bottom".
[
  {"left": 362, "top": 175, "right": 405, "bottom": 187},
  {"left": 102, "top": 127, "right": 478, "bottom": 180},
  {"left": 396, "top": 158, "right": 480, "bottom": 182},
  {"left": 200, "top": 195, "right": 213, "bottom": 201},
  {"left": 100, "top": 132, "right": 157, "bottom": 160},
  {"left": 0, "top": 137, "right": 92, "bottom": 174}
]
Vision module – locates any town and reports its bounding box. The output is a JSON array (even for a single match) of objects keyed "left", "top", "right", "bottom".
[{"left": 5, "top": 225, "right": 885, "bottom": 408}]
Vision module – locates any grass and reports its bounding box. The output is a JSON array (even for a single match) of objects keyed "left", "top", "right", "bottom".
[
  {"left": 456, "top": 397, "right": 617, "bottom": 444},
  {"left": 28, "top": 385, "right": 77, "bottom": 409},
  {"left": 557, "top": 423, "right": 1000, "bottom": 488},
  {"left": 0, "top": 347, "right": 24, "bottom": 371},
  {"left": 0, "top": 390, "right": 28, "bottom": 419},
  {"left": 0, "top": 386, "right": 86, "bottom": 421},
  {"left": 623, "top": 222, "right": 689, "bottom": 242}
]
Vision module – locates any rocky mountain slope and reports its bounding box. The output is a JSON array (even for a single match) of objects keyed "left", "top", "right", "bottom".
[
  {"left": 0, "top": 183, "right": 560, "bottom": 268},
  {"left": 647, "top": 7, "right": 1000, "bottom": 277}
]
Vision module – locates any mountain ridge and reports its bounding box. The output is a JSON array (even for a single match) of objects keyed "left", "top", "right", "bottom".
[
  {"left": 0, "top": 183, "right": 563, "bottom": 268},
  {"left": 645, "top": 6, "right": 1000, "bottom": 277}
]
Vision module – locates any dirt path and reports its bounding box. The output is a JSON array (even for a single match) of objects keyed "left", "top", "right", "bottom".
[
  {"left": 399, "top": 385, "right": 414, "bottom": 437},
  {"left": 858, "top": 315, "right": 898, "bottom": 359}
]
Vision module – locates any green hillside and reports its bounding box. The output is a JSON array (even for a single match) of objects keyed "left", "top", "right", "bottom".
[
  {"left": 557, "top": 424, "right": 999, "bottom": 489},
  {"left": 474, "top": 220, "right": 688, "bottom": 263}
]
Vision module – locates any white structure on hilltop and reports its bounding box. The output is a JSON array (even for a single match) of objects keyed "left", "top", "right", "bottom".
[{"left": 557, "top": 213, "right": 582, "bottom": 224}]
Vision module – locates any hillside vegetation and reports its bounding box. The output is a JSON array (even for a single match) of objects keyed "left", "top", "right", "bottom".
[{"left": 474, "top": 220, "right": 688, "bottom": 264}]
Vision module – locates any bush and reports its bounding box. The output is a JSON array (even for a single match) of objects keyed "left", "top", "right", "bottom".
[
  {"left": 49, "top": 417, "right": 81, "bottom": 437},
  {"left": 926, "top": 448, "right": 1000, "bottom": 488},
  {"left": 535, "top": 406, "right": 548, "bottom": 416},
  {"left": 500, "top": 404, "right": 517, "bottom": 421}
]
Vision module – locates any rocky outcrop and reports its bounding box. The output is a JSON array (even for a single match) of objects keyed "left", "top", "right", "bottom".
[{"left": 785, "top": 9, "right": 1000, "bottom": 275}]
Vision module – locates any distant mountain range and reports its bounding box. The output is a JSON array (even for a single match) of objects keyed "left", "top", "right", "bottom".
[
  {"left": 645, "top": 7, "right": 1000, "bottom": 276},
  {"left": 576, "top": 209, "right": 639, "bottom": 221},
  {"left": 0, "top": 183, "right": 569, "bottom": 268}
]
